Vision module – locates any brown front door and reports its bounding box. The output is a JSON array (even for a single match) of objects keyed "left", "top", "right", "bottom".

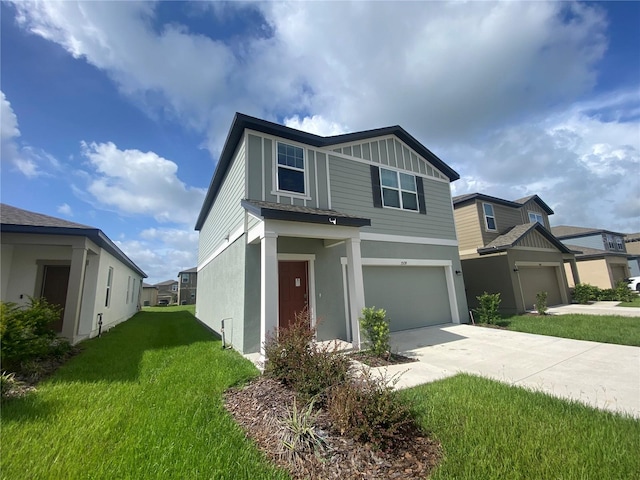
[
  {"left": 278, "top": 261, "right": 309, "bottom": 330},
  {"left": 41, "top": 265, "right": 70, "bottom": 332}
]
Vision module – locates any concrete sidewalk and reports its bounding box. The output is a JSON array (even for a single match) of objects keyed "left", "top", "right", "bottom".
[
  {"left": 546, "top": 301, "right": 640, "bottom": 317},
  {"left": 376, "top": 324, "right": 640, "bottom": 418}
]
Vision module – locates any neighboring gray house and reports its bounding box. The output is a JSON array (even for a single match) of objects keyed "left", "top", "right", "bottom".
[
  {"left": 195, "top": 113, "right": 468, "bottom": 357},
  {"left": 624, "top": 232, "right": 640, "bottom": 277},
  {"left": 155, "top": 279, "right": 178, "bottom": 304},
  {"left": 453, "top": 193, "right": 578, "bottom": 314},
  {"left": 178, "top": 267, "right": 197, "bottom": 305},
  {"left": 1, "top": 203, "right": 147, "bottom": 344},
  {"left": 551, "top": 226, "right": 632, "bottom": 289}
]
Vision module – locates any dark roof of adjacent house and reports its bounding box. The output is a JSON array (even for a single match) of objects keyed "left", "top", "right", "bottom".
[
  {"left": 477, "top": 222, "right": 573, "bottom": 255},
  {"left": 178, "top": 267, "right": 197, "bottom": 275},
  {"left": 551, "top": 225, "right": 626, "bottom": 238},
  {"left": 1, "top": 203, "right": 147, "bottom": 278},
  {"left": 241, "top": 199, "right": 371, "bottom": 228},
  {"left": 564, "top": 244, "right": 631, "bottom": 259},
  {"left": 452, "top": 193, "right": 554, "bottom": 215},
  {"left": 195, "top": 113, "right": 460, "bottom": 230},
  {"left": 142, "top": 283, "right": 157, "bottom": 289},
  {"left": 155, "top": 279, "right": 178, "bottom": 287}
]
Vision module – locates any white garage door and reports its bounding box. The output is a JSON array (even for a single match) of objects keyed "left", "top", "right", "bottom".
[
  {"left": 519, "top": 266, "right": 563, "bottom": 310},
  {"left": 363, "top": 266, "right": 452, "bottom": 332}
]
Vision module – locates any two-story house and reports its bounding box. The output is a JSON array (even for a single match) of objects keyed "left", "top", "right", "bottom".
[
  {"left": 154, "top": 279, "right": 178, "bottom": 305},
  {"left": 177, "top": 267, "right": 197, "bottom": 305},
  {"left": 624, "top": 232, "right": 640, "bottom": 277},
  {"left": 195, "top": 113, "right": 468, "bottom": 357},
  {"left": 452, "top": 193, "right": 578, "bottom": 314},
  {"left": 551, "top": 226, "right": 631, "bottom": 289}
]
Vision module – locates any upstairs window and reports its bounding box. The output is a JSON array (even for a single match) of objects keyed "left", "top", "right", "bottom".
[
  {"left": 277, "top": 142, "right": 305, "bottom": 194},
  {"left": 528, "top": 212, "right": 544, "bottom": 225},
  {"left": 616, "top": 236, "right": 624, "bottom": 251},
  {"left": 171, "top": 283, "right": 178, "bottom": 292},
  {"left": 182, "top": 273, "right": 189, "bottom": 283},
  {"left": 483, "top": 203, "right": 497, "bottom": 231},
  {"left": 606, "top": 234, "right": 615, "bottom": 249},
  {"left": 380, "top": 167, "right": 418, "bottom": 211}
]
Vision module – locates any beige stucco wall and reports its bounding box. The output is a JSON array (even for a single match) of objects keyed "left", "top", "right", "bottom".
[{"left": 570, "top": 257, "right": 629, "bottom": 289}]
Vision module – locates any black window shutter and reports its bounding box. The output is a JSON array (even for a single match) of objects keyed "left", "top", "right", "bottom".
[
  {"left": 370, "top": 165, "right": 383, "bottom": 208},
  {"left": 417, "top": 177, "right": 427, "bottom": 215}
]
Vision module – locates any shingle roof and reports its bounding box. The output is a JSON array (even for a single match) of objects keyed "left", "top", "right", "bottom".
[
  {"left": 564, "top": 244, "right": 631, "bottom": 259},
  {"left": 551, "top": 225, "right": 627, "bottom": 238},
  {"left": 477, "top": 222, "right": 573, "bottom": 255},
  {"left": 1, "top": 203, "right": 94, "bottom": 229},
  {"left": 1, "top": 203, "right": 147, "bottom": 278},
  {"left": 155, "top": 279, "right": 178, "bottom": 286},
  {"left": 195, "top": 113, "right": 459, "bottom": 230},
  {"left": 241, "top": 199, "right": 371, "bottom": 227},
  {"left": 452, "top": 193, "right": 553, "bottom": 214},
  {"left": 178, "top": 267, "right": 198, "bottom": 274}
]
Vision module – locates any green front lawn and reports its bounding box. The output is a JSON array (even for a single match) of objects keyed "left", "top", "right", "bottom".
[
  {"left": 619, "top": 295, "right": 640, "bottom": 307},
  {"left": 1, "top": 307, "right": 286, "bottom": 480},
  {"left": 3, "top": 308, "right": 639, "bottom": 479},
  {"left": 494, "top": 313, "right": 640, "bottom": 346},
  {"left": 402, "top": 374, "right": 640, "bottom": 479}
]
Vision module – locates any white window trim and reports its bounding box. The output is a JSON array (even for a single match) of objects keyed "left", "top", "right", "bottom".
[
  {"left": 272, "top": 141, "right": 311, "bottom": 199},
  {"left": 182, "top": 274, "right": 189, "bottom": 283},
  {"left": 528, "top": 211, "right": 544, "bottom": 225},
  {"left": 379, "top": 167, "right": 419, "bottom": 212},
  {"left": 483, "top": 203, "right": 497, "bottom": 231},
  {"left": 105, "top": 266, "right": 113, "bottom": 308}
]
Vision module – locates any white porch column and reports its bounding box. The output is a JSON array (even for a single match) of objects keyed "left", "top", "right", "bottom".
[
  {"left": 346, "top": 237, "right": 365, "bottom": 350},
  {"left": 260, "top": 231, "right": 279, "bottom": 359},
  {"left": 61, "top": 246, "right": 88, "bottom": 342}
]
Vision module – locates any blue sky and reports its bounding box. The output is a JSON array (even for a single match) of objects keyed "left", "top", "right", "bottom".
[{"left": 1, "top": 1, "right": 639, "bottom": 284}]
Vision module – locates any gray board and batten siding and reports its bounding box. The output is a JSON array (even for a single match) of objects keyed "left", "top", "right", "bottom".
[{"left": 243, "top": 130, "right": 458, "bottom": 241}]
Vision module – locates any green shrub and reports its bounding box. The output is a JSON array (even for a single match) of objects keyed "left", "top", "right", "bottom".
[
  {"left": 573, "top": 283, "right": 598, "bottom": 304},
  {"left": 264, "top": 309, "right": 350, "bottom": 404},
  {"left": 0, "top": 371, "right": 19, "bottom": 399},
  {"left": 535, "top": 291, "right": 548, "bottom": 315},
  {"left": 475, "top": 292, "right": 501, "bottom": 324},
  {"left": 574, "top": 281, "right": 635, "bottom": 304},
  {"left": 327, "top": 368, "right": 412, "bottom": 449},
  {"left": 0, "top": 298, "right": 61, "bottom": 371},
  {"left": 359, "top": 307, "right": 391, "bottom": 359}
]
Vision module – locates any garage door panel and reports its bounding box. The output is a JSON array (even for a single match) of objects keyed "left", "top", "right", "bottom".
[
  {"left": 363, "top": 266, "right": 450, "bottom": 332},
  {"left": 519, "top": 267, "right": 562, "bottom": 309}
]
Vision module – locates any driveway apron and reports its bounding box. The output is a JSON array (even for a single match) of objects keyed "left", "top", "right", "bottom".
[{"left": 380, "top": 324, "right": 640, "bottom": 418}]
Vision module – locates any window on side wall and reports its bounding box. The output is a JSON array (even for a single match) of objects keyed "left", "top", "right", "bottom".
[
  {"left": 483, "top": 203, "right": 497, "bottom": 231},
  {"left": 616, "top": 236, "right": 624, "bottom": 251},
  {"left": 277, "top": 142, "right": 305, "bottom": 194},
  {"left": 182, "top": 273, "right": 189, "bottom": 283},
  {"left": 105, "top": 267, "right": 113, "bottom": 307},
  {"left": 528, "top": 212, "right": 544, "bottom": 225},
  {"left": 172, "top": 283, "right": 178, "bottom": 292},
  {"left": 380, "top": 167, "right": 418, "bottom": 211},
  {"left": 607, "top": 234, "right": 615, "bottom": 249}
]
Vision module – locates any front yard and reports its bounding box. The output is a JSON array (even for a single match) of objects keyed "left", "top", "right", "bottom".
[
  {"left": 494, "top": 313, "right": 640, "bottom": 346},
  {"left": 2, "top": 307, "right": 639, "bottom": 479}
]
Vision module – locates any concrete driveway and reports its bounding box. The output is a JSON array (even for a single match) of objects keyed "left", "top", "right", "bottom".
[{"left": 378, "top": 324, "right": 640, "bottom": 418}]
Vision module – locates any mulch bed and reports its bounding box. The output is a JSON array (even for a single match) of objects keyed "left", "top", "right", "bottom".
[
  {"left": 224, "top": 377, "right": 441, "bottom": 480},
  {"left": 349, "top": 351, "right": 418, "bottom": 368}
]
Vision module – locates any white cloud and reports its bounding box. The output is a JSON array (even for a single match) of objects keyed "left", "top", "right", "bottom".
[
  {"left": 80, "top": 141, "right": 206, "bottom": 225},
  {"left": 1, "top": 90, "right": 60, "bottom": 178},
  {"left": 57, "top": 203, "right": 73, "bottom": 216},
  {"left": 283, "top": 115, "right": 347, "bottom": 136},
  {"left": 11, "top": 1, "right": 609, "bottom": 147},
  {"left": 115, "top": 227, "right": 198, "bottom": 284}
]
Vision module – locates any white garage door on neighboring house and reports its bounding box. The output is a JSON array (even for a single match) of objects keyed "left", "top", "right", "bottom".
[
  {"left": 363, "top": 265, "right": 452, "bottom": 332},
  {"left": 518, "top": 266, "right": 563, "bottom": 310}
]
